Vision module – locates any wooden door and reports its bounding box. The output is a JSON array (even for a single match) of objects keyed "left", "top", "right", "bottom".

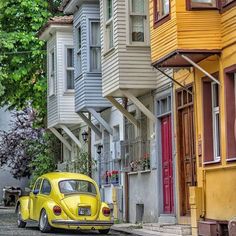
[
  {"left": 177, "top": 87, "right": 196, "bottom": 216},
  {"left": 161, "top": 115, "right": 174, "bottom": 214}
]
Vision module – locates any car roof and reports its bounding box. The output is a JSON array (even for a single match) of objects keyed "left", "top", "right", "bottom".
[{"left": 40, "top": 172, "right": 94, "bottom": 182}]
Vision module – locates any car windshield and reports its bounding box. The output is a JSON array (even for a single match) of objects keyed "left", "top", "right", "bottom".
[{"left": 59, "top": 180, "right": 97, "bottom": 195}]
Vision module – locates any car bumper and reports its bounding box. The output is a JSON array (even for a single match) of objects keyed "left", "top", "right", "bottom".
[{"left": 51, "top": 219, "right": 114, "bottom": 227}]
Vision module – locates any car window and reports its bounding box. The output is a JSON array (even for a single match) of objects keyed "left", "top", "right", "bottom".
[
  {"left": 59, "top": 180, "right": 97, "bottom": 195},
  {"left": 41, "top": 179, "right": 51, "bottom": 195},
  {"left": 33, "top": 178, "right": 42, "bottom": 192}
]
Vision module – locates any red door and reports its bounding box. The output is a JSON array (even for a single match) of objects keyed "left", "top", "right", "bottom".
[{"left": 161, "top": 115, "right": 174, "bottom": 214}]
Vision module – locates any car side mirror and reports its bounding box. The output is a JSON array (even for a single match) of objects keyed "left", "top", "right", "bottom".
[{"left": 33, "top": 189, "right": 39, "bottom": 195}]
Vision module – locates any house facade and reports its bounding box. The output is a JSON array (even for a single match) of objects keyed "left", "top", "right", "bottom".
[
  {"left": 62, "top": 0, "right": 125, "bottom": 221},
  {"left": 39, "top": 16, "right": 86, "bottom": 170},
  {"left": 150, "top": 0, "right": 236, "bottom": 235}
]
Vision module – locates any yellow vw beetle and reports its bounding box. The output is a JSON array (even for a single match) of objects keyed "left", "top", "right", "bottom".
[{"left": 16, "top": 172, "right": 113, "bottom": 234}]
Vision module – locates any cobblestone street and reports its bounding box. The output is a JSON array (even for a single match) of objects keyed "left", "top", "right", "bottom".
[{"left": 0, "top": 208, "right": 132, "bottom": 236}]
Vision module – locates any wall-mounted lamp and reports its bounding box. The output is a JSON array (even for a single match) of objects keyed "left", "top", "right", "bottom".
[
  {"left": 82, "top": 130, "right": 88, "bottom": 142},
  {"left": 97, "top": 145, "right": 103, "bottom": 155}
]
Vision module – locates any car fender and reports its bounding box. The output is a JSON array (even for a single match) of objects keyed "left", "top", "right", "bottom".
[
  {"left": 16, "top": 196, "right": 30, "bottom": 221},
  {"left": 39, "top": 199, "right": 68, "bottom": 223},
  {"left": 97, "top": 202, "right": 112, "bottom": 221}
]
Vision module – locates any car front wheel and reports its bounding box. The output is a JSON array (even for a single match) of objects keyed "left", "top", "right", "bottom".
[
  {"left": 39, "top": 209, "right": 52, "bottom": 233},
  {"left": 99, "top": 228, "right": 110, "bottom": 234},
  {"left": 17, "top": 205, "right": 26, "bottom": 228}
]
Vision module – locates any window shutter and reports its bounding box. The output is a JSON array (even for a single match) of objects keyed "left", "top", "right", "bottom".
[
  {"left": 203, "top": 82, "right": 214, "bottom": 162},
  {"left": 225, "top": 73, "right": 236, "bottom": 160}
]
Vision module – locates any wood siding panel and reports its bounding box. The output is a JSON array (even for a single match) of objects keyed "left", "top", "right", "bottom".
[
  {"left": 102, "top": 0, "right": 158, "bottom": 97},
  {"left": 73, "top": 3, "right": 111, "bottom": 112},
  {"left": 221, "top": 7, "right": 236, "bottom": 49},
  {"left": 47, "top": 35, "right": 59, "bottom": 128},
  {"left": 176, "top": 1, "right": 221, "bottom": 50},
  {"left": 100, "top": 0, "right": 120, "bottom": 97},
  {"left": 150, "top": 0, "right": 178, "bottom": 64},
  {"left": 56, "top": 31, "right": 82, "bottom": 125}
]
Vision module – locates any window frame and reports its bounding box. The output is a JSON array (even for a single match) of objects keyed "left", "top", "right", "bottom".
[
  {"left": 89, "top": 20, "right": 101, "bottom": 73},
  {"left": 211, "top": 82, "right": 221, "bottom": 162},
  {"left": 153, "top": 0, "right": 171, "bottom": 28},
  {"left": 221, "top": 0, "right": 236, "bottom": 12},
  {"left": 65, "top": 46, "right": 75, "bottom": 91},
  {"left": 104, "top": 0, "right": 114, "bottom": 52},
  {"left": 129, "top": 0, "right": 148, "bottom": 45},
  {"left": 49, "top": 49, "right": 55, "bottom": 96},
  {"left": 40, "top": 179, "right": 52, "bottom": 195},
  {"left": 76, "top": 25, "right": 82, "bottom": 76},
  {"left": 186, "top": 0, "right": 220, "bottom": 10}
]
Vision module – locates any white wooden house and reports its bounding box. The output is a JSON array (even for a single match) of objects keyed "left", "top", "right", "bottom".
[
  {"left": 38, "top": 16, "right": 84, "bottom": 166},
  {"left": 99, "top": 0, "right": 173, "bottom": 224}
]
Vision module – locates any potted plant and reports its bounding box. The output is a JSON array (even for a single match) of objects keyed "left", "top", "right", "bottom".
[
  {"left": 142, "top": 153, "right": 150, "bottom": 170},
  {"left": 111, "top": 170, "right": 119, "bottom": 184}
]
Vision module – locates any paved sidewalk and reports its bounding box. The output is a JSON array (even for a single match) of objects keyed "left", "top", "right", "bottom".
[{"left": 111, "top": 223, "right": 169, "bottom": 236}]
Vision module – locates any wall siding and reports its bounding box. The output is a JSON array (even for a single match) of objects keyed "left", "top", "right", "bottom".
[
  {"left": 74, "top": 3, "right": 111, "bottom": 112},
  {"left": 150, "top": 0, "right": 178, "bottom": 64},
  {"left": 221, "top": 6, "right": 236, "bottom": 49},
  {"left": 101, "top": 0, "right": 157, "bottom": 97},
  {"left": 47, "top": 35, "right": 59, "bottom": 128}
]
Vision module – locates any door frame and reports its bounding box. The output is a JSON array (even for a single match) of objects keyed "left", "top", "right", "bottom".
[
  {"left": 155, "top": 89, "right": 177, "bottom": 217},
  {"left": 175, "top": 84, "right": 197, "bottom": 217}
]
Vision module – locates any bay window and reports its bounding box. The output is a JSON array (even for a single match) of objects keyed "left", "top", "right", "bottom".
[
  {"left": 66, "top": 48, "right": 74, "bottom": 90},
  {"left": 90, "top": 21, "right": 101, "bottom": 72},
  {"left": 130, "top": 0, "right": 147, "bottom": 43}
]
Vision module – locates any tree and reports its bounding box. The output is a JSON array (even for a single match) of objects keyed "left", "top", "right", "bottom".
[
  {"left": 0, "top": 0, "right": 61, "bottom": 122},
  {"left": 0, "top": 107, "right": 59, "bottom": 179}
]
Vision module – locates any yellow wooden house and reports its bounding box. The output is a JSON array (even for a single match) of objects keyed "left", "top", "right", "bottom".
[{"left": 149, "top": 0, "right": 236, "bottom": 235}]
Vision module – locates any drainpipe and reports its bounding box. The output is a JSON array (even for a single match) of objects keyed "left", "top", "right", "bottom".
[{"left": 201, "top": 169, "right": 206, "bottom": 219}]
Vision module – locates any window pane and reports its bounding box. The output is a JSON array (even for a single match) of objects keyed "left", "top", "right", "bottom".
[
  {"left": 132, "top": 0, "right": 145, "bottom": 14},
  {"left": 106, "top": 23, "right": 113, "bottom": 48},
  {"left": 107, "top": 0, "right": 112, "bottom": 20},
  {"left": 212, "top": 83, "right": 219, "bottom": 108},
  {"left": 67, "top": 48, "right": 74, "bottom": 67},
  {"left": 41, "top": 180, "right": 51, "bottom": 195},
  {"left": 77, "top": 53, "right": 81, "bottom": 74},
  {"left": 157, "top": 0, "right": 169, "bottom": 19},
  {"left": 91, "top": 22, "right": 100, "bottom": 46},
  {"left": 78, "top": 27, "right": 81, "bottom": 49},
  {"left": 67, "top": 70, "right": 74, "bottom": 89},
  {"left": 131, "top": 16, "right": 144, "bottom": 42},
  {"left": 90, "top": 47, "right": 101, "bottom": 72},
  {"left": 215, "top": 113, "right": 220, "bottom": 157},
  {"left": 191, "top": 0, "right": 216, "bottom": 7}
]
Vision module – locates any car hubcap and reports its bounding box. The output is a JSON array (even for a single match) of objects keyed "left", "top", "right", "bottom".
[{"left": 40, "top": 211, "right": 47, "bottom": 230}]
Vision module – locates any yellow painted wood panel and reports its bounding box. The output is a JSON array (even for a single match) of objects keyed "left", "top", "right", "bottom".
[
  {"left": 176, "top": 0, "right": 221, "bottom": 50},
  {"left": 149, "top": 0, "right": 178, "bottom": 63},
  {"left": 221, "top": 7, "right": 236, "bottom": 49}
]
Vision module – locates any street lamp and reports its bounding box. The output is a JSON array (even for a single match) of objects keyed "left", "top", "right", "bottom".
[
  {"left": 97, "top": 144, "right": 103, "bottom": 154},
  {"left": 97, "top": 145, "right": 103, "bottom": 189},
  {"left": 81, "top": 130, "right": 88, "bottom": 142}
]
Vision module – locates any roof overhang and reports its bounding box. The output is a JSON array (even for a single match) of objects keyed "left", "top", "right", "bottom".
[
  {"left": 152, "top": 49, "right": 221, "bottom": 68},
  {"left": 62, "top": 0, "right": 98, "bottom": 14},
  {"left": 39, "top": 24, "right": 72, "bottom": 41}
]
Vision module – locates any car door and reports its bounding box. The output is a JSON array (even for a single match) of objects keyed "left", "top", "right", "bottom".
[
  {"left": 35, "top": 179, "right": 52, "bottom": 220},
  {"left": 29, "top": 178, "right": 42, "bottom": 220}
]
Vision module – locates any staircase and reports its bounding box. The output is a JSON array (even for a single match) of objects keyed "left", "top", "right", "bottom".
[{"left": 142, "top": 223, "right": 192, "bottom": 236}]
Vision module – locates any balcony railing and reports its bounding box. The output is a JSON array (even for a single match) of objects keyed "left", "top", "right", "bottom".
[{"left": 121, "top": 138, "right": 150, "bottom": 172}]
